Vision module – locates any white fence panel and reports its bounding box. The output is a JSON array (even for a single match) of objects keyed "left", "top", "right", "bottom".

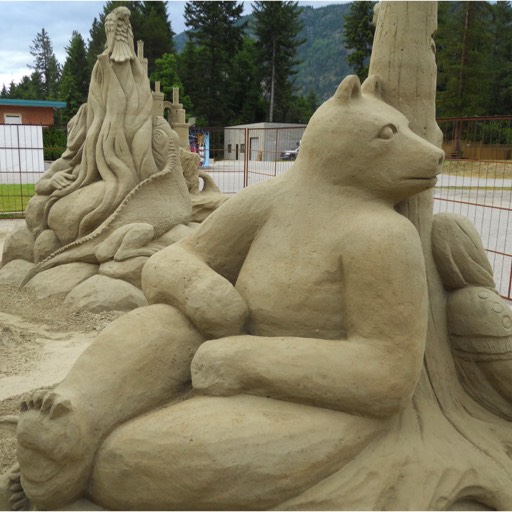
[{"left": 0, "top": 125, "right": 45, "bottom": 183}]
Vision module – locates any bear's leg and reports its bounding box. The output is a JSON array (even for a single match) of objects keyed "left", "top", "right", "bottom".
[
  {"left": 16, "top": 303, "right": 205, "bottom": 510},
  {"left": 90, "top": 394, "right": 388, "bottom": 511}
]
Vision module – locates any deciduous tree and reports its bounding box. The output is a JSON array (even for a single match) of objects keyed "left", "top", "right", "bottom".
[{"left": 151, "top": 52, "right": 194, "bottom": 116}]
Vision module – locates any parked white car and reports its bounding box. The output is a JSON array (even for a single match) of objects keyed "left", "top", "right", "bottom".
[{"left": 280, "top": 147, "right": 299, "bottom": 160}]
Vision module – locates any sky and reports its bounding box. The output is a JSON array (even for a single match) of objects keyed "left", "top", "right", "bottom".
[{"left": 0, "top": 0, "right": 348, "bottom": 91}]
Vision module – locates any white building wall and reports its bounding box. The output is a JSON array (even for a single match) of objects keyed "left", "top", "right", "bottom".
[
  {"left": 0, "top": 125, "right": 45, "bottom": 184},
  {"left": 224, "top": 124, "right": 305, "bottom": 162}
]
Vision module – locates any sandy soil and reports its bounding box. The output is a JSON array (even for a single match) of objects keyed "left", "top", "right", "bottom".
[{"left": 0, "top": 221, "right": 124, "bottom": 481}]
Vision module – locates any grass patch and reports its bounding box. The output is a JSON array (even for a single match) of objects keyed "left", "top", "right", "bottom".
[
  {"left": 0, "top": 184, "right": 35, "bottom": 214},
  {"left": 443, "top": 160, "right": 512, "bottom": 179}
]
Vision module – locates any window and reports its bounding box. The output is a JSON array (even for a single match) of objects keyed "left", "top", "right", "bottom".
[
  {"left": 4, "top": 113, "right": 22, "bottom": 125},
  {"left": 228, "top": 144, "right": 232, "bottom": 154},
  {"left": 240, "top": 144, "right": 245, "bottom": 153}
]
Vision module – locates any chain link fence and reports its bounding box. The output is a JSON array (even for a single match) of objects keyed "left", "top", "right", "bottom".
[{"left": 1, "top": 120, "right": 511, "bottom": 299}]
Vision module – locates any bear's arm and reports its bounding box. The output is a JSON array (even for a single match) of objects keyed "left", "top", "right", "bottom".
[
  {"left": 142, "top": 183, "right": 274, "bottom": 338},
  {"left": 179, "top": 182, "right": 275, "bottom": 282},
  {"left": 191, "top": 215, "right": 428, "bottom": 418}
]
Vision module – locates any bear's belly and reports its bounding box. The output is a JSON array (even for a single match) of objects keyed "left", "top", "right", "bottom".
[{"left": 235, "top": 237, "right": 346, "bottom": 340}]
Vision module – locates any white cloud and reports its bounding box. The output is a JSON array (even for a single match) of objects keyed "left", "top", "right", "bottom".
[{"left": 0, "top": 1, "right": 105, "bottom": 88}]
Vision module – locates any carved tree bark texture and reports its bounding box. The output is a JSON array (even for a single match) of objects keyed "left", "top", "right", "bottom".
[{"left": 367, "top": 2, "right": 512, "bottom": 509}]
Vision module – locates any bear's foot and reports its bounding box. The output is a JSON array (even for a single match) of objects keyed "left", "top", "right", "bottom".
[{"left": 16, "top": 390, "right": 94, "bottom": 509}]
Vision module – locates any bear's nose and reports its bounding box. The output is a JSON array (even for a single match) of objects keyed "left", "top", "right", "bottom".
[{"left": 438, "top": 153, "right": 444, "bottom": 166}]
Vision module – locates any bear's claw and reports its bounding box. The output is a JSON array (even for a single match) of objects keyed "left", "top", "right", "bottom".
[
  {"left": 7, "top": 465, "right": 31, "bottom": 511},
  {"left": 19, "top": 390, "right": 73, "bottom": 419}
]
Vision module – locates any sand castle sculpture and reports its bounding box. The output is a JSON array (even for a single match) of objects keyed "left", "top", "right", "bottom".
[
  {"left": 2, "top": 1, "right": 512, "bottom": 510},
  {"left": 152, "top": 71, "right": 228, "bottom": 223},
  {"left": 0, "top": 6, "right": 226, "bottom": 312}
]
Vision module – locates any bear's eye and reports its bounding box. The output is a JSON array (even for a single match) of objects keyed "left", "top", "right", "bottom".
[{"left": 377, "top": 124, "right": 397, "bottom": 140}]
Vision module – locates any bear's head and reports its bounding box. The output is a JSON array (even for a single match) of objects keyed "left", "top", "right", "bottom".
[{"left": 297, "top": 75, "right": 444, "bottom": 203}]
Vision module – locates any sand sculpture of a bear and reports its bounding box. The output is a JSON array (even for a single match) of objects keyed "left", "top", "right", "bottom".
[
  {"left": 8, "top": 74, "right": 446, "bottom": 510},
  {"left": 6, "top": 3, "right": 512, "bottom": 510}
]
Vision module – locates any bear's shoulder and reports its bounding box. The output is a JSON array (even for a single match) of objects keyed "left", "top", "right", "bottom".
[{"left": 341, "top": 209, "right": 422, "bottom": 254}]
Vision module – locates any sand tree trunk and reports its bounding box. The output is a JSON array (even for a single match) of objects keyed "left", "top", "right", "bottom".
[{"left": 368, "top": 2, "right": 512, "bottom": 509}]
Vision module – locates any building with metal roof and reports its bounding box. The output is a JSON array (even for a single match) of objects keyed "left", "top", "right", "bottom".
[{"left": 0, "top": 98, "right": 66, "bottom": 126}]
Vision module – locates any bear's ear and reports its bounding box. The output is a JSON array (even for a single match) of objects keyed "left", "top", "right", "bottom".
[
  {"left": 361, "top": 74, "right": 383, "bottom": 98},
  {"left": 334, "top": 75, "right": 361, "bottom": 103}
]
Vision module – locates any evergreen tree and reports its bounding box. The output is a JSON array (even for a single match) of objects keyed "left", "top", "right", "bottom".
[
  {"left": 177, "top": 43, "right": 208, "bottom": 125},
  {"left": 29, "top": 28, "right": 61, "bottom": 100},
  {"left": 227, "top": 37, "right": 266, "bottom": 125},
  {"left": 181, "top": 1, "right": 246, "bottom": 126},
  {"left": 7, "top": 81, "right": 17, "bottom": 98},
  {"left": 286, "top": 94, "right": 315, "bottom": 124},
  {"left": 11, "top": 77, "right": 31, "bottom": 99},
  {"left": 6, "top": 72, "right": 43, "bottom": 100},
  {"left": 60, "top": 31, "right": 89, "bottom": 122},
  {"left": 436, "top": 1, "right": 495, "bottom": 117},
  {"left": 291, "top": 89, "right": 318, "bottom": 123},
  {"left": 343, "top": 1, "right": 376, "bottom": 80},
  {"left": 87, "top": 17, "right": 106, "bottom": 75},
  {"left": 488, "top": 1, "right": 512, "bottom": 115},
  {"left": 29, "top": 72, "right": 44, "bottom": 99},
  {"left": 252, "top": 1, "right": 305, "bottom": 122},
  {"left": 0, "top": 84, "right": 8, "bottom": 97},
  {"left": 139, "top": 1, "right": 175, "bottom": 76}
]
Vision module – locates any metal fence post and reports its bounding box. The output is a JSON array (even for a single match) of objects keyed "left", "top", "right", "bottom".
[
  {"left": 17, "top": 125, "right": 23, "bottom": 210},
  {"left": 274, "top": 128, "right": 279, "bottom": 177},
  {"left": 243, "top": 128, "right": 249, "bottom": 188}
]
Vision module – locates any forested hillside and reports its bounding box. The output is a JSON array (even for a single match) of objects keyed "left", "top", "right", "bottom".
[
  {"left": 291, "top": 4, "right": 352, "bottom": 100},
  {"left": 175, "top": 3, "right": 352, "bottom": 102}
]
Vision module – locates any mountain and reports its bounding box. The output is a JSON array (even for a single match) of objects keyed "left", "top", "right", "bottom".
[
  {"left": 173, "top": 3, "right": 353, "bottom": 102},
  {"left": 293, "top": 4, "right": 352, "bottom": 101}
]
